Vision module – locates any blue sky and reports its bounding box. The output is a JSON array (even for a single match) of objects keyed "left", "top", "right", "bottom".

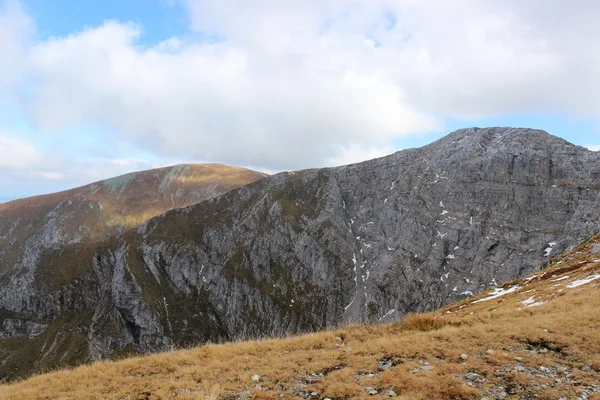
[{"left": 1, "top": 0, "right": 599, "bottom": 202}]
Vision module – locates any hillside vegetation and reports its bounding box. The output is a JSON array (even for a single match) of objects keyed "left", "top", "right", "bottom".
[{"left": 1, "top": 235, "right": 599, "bottom": 400}]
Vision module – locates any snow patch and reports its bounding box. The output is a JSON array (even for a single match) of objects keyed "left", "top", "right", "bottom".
[
  {"left": 566, "top": 274, "right": 600, "bottom": 288},
  {"left": 473, "top": 285, "right": 520, "bottom": 303},
  {"left": 544, "top": 241, "right": 557, "bottom": 257},
  {"left": 379, "top": 309, "right": 395, "bottom": 321}
]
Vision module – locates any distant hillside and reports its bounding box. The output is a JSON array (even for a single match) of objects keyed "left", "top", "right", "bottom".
[
  {"left": 0, "top": 164, "right": 266, "bottom": 230},
  {"left": 1, "top": 233, "right": 598, "bottom": 399}
]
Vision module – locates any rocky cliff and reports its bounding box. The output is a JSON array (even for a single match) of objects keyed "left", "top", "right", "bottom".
[
  {"left": 1, "top": 127, "right": 599, "bottom": 381},
  {"left": 0, "top": 164, "right": 265, "bottom": 380}
]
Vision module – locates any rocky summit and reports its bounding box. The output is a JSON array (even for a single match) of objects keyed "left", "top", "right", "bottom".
[{"left": 1, "top": 127, "right": 599, "bottom": 382}]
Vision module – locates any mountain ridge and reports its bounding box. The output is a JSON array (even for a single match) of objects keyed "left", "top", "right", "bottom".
[{"left": 1, "top": 127, "right": 599, "bottom": 382}]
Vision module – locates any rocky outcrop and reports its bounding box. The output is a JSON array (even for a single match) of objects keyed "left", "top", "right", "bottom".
[{"left": 1, "top": 127, "right": 599, "bottom": 381}]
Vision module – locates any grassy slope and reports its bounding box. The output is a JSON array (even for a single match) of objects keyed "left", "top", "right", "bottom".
[{"left": 1, "top": 236, "right": 599, "bottom": 400}]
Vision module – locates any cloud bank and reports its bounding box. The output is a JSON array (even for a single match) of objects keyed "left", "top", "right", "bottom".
[{"left": 1, "top": 0, "right": 600, "bottom": 198}]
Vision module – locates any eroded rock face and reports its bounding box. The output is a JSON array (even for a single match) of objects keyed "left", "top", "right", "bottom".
[
  {"left": 1, "top": 127, "right": 599, "bottom": 381},
  {"left": 0, "top": 164, "right": 265, "bottom": 381}
]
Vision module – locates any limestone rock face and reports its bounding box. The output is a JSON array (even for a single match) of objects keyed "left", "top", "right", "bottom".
[{"left": 1, "top": 127, "right": 599, "bottom": 381}]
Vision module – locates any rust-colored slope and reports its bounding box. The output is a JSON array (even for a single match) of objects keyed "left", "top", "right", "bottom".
[
  {"left": 0, "top": 164, "right": 265, "bottom": 219},
  {"left": 0, "top": 164, "right": 265, "bottom": 240}
]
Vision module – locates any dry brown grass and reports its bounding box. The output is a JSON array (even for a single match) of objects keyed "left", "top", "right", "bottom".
[{"left": 2, "top": 236, "right": 600, "bottom": 400}]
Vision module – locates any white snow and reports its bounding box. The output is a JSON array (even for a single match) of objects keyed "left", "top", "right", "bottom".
[
  {"left": 544, "top": 241, "right": 557, "bottom": 257},
  {"left": 566, "top": 274, "right": 600, "bottom": 288},
  {"left": 439, "top": 201, "right": 445, "bottom": 208},
  {"left": 384, "top": 198, "right": 388, "bottom": 204},
  {"left": 379, "top": 308, "right": 395, "bottom": 321},
  {"left": 527, "top": 301, "right": 545, "bottom": 307},
  {"left": 446, "top": 254, "right": 455, "bottom": 259},
  {"left": 551, "top": 275, "right": 570, "bottom": 282},
  {"left": 454, "top": 246, "right": 460, "bottom": 250},
  {"left": 460, "top": 290, "right": 473, "bottom": 296},
  {"left": 452, "top": 286, "right": 458, "bottom": 292},
  {"left": 469, "top": 216, "right": 473, "bottom": 225},
  {"left": 387, "top": 246, "right": 394, "bottom": 251},
  {"left": 344, "top": 297, "right": 356, "bottom": 311},
  {"left": 490, "top": 277, "right": 497, "bottom": 286},
  {"left": 521, "top": 296, "right": 537, "bottom": 306},
  {"left": 440, "top": 210, "right": 449, "bottom": 215},
  {"left": 473, "top": 285, "right": 520, "bottom": 303}
]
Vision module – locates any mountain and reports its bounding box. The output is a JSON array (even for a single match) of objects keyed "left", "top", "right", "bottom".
[
  {"left": 1, "top": 127, "right": 600, "bottom": 382},
  {"left": 0, "top": 163, "right": 266, "bottom": 380},
  {"left": 1, "top": 232, "right": 599, "bottom": 399}
]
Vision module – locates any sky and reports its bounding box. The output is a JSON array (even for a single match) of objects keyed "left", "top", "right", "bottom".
[{"left": 1, "top": 0, "right": 600, "bottom": 202}]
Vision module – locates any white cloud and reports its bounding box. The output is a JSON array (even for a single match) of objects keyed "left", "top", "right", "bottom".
[
  {"left": 325, "top": 143, "right": 397, "bottom": 167},
  {"left": 0, "top": 132, "right": 160, "bottom": 198},
  {"left": 587, "top": 145, "right": 600, "bottom": 152},
  {"left": 1, "top": 0, "right": 600, "bottom": 189},
  {"left": 0, "top": 0, "right": 32, "bottom": 100},
  {"left": 0, "top": 134, "right": 45, "bottom": 170},
  {"left": 25, "top": 19, "right": 437, "bottom": 171}
]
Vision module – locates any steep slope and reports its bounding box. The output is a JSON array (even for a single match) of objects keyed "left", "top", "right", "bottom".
[
  {"left": 1, "top": 233, "right": 599, "bottom": 400},
  {"left": 1, "top": 127, "right": 600, "bottom": 382}
]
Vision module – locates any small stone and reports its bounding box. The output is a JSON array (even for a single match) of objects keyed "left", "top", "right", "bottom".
[
  {"left": 344, "top": 347, "right": 353, "bottom": 352},
  {"left": 324, "top": 398, "right": 332, "bottom": 400},
  {"left": 367, "top": 373, "right": 375, "bottom": 378},
  {"left": 464, "top": 372, "right": 484, "bottom": 382},
  {"left": 514, "top": 365, "right": 526, "bottom": 372},
  {"left": 366, "top": 387, "right": 378, "bottom": 395},
  {"left": 411, "top": 367, "right": 420, "bottom": 373},
  {"left": 514, "top": 357, "right": 524, "bottom": 362},
  {"left": 335, "top": 336, "right": 342, "bottom": 341},
  {"left": 310, "top": 392, "right": 318, "bottom": 397},
  {"left": 378, "top": 360, "right": 393, "bottom": 370},
  {"left": 421, "top": 365, "right": 434, "bottom": 371},
  {"left": 460, "top": 354, "right": 468, "bottom": 360},
  {"left": 486, "top": 349, "right": 494, "bottom": 355},
  {"left": 387, "top": 389, "right": 397, "bottom": 397},
  {"left": 251, "top": 374, "right": 261, "bottom": 383}
]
